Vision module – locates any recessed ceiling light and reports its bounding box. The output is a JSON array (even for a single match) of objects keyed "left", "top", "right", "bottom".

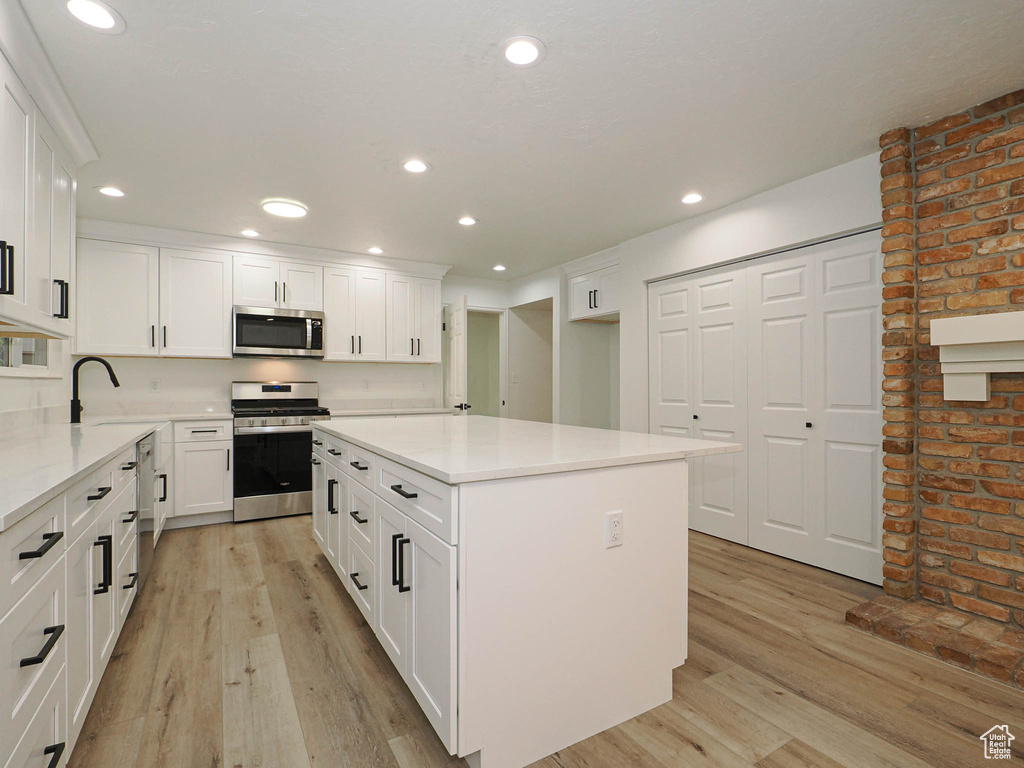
[
  {"left": 262, "top": 198, "right": 307, "bottom": 218},
  {"left": 403, "top": 159, "right": 429, "bottom": 173},
  {"left": 458, "top": 216, "right": 477, "bottom": 226},
  {"left": 240, "top": 229, "right": 260, "bottom": 237},
  {"left": 493, "top": 264, "right": 506, "bottom": 271},
  {"left": 96, "top": 186, "right": 124, "bottom": 197},
  {"left": 681, "top": 193, "right": 703, "bottom": 205},
  {"left": 66, "top": 0, "right": 126, "bottom": 33},
  {"left": 502, "top": 36, "right": 546, "bottom": 67},
  {"left": 368, "top": 247, "right": 384, "bottom": 255}
]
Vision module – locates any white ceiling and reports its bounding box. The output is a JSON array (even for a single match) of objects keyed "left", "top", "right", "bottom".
[{"left": 21, "top": 0, "right": 1024, "bottom": 278}]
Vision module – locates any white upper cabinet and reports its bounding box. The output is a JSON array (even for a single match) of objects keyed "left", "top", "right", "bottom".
[
  {"left": 32, "top": 116, "right": 75, "bottom": 336},
  {"left": 569, "top": 264, "right": 620, "bottom": 320},
  {"left": 159, "top": 248, "right": 232, "bottom": 358},
  {"left": 324, "top": 266, "right": 386, "bottom": 361},
  {"left": 233, "top": 255, "right": 323, "bottom": 311},
  {"left": 0, "top": 56, "right": 34, "bottom": 325},
  {"left": 386, "top": 273, "right": 441, "bottom": 362},
  {"left": 76, "top": 239, "right": 160, "bottom": 356}
]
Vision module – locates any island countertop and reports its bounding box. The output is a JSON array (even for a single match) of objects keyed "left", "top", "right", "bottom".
[
  {"left": 314, "top": 414, "right": 742, "bottom": 484},
  {"left": 0, "top": 422, "right": 157, "bottom": 532}
]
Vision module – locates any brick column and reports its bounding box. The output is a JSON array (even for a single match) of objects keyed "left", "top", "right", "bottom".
[{"left": 880, "top": 127, "right": 918, "bottom": 598}]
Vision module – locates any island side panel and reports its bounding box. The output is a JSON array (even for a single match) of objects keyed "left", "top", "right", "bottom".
[{"left": 457, "top": 459, "right": 689, "bottom": 768}]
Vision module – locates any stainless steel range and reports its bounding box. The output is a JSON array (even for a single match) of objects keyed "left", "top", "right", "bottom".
[{"left": 231, "top": 381, "right": 331, "bottom": 522}]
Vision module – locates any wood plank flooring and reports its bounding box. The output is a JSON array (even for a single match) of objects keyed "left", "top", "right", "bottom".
[{"left": 70, "top": 516, "right": 1024, "bottom": 768}]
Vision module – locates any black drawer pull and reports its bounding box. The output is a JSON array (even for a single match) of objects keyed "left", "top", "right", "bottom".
[
  {"left": 44, "top": 743, "right": 65, "bottom": 768},
  {"left": 87, "top": 486, "right": 112, "bottom": 502},
  {"left": 391, "top": 533, "right": 401, "bottom": 587},
  {"left": 390, "top": 484, "right": 418, "bottom": 500},
  {"left": 123, "top": 509, "right": 139, "bottom": 524},
  {"left": 190, "top": 428, "right": 218, "bottom": 434},
  {"left": 328, "top": 448, "right": 343, "bottom": 456},
  {"left": 349, "top": 461, "right": 368, "bottom": 471},
  {"left": 350, "top": 572, "right": 368, "bottom": 591},
  {"left": 18, "top": 531, "right": 63, "bottom": 560},
  {"left": 94, "top": 535, "right": 112, "bottom": 594},
  {"left": 313, "top": 439, "right": 323, "bottom": 446},
  {"left": 310, "top": 458, "right": 321, "bottom": 465},
  {"left": 327, "top": 478, "right": 338, "bottom": 514},
  {"left": 121, "top": 461, "right": 138, "bottom": 471},
  {"left": 124, "top": 572, "right": 138, "bottom": 590},
  {"left": 397, "top": 537, "right": 411, "bottom": 593},
  {"left": 20, "top": 624, "right": 64, "bottom": 667},
  {"left": 350, "top": 509, "right": 368, "bottom": 524}
]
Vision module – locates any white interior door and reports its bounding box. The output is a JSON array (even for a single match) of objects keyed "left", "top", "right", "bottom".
[{"left": 445, "top": 296, "right": 468, "bottom": 410}]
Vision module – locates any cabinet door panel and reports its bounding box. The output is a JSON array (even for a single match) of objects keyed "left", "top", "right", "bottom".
[
  {"left": 325, "top": 464, "right": 341, "bottom": 564},
  {"left": 0, "top": 57, "right": 32, "bottom": 322},
  {"left": 405, "top": 518, "right": 457, "bottom": 752},
  {"left": 354, "top": 269, "right": 387, "bottom": 361},
  {"left": 159, "top": 248, "right": 232, "bottom": 358},
  {"left": 233, "top": 256, "right": 279, "bottom": 308},
  {"left": 92, "top": 512, "right": 118, "bottom": 672},
  {"left": 386, "top": 273, "right": 416, "bottom": 361},
  {"left": 570, "top": 274, "right": 597, "bottom": 320},
  {"left": 312, "top": 454, "right": 327, "bottom": 550},
  {"left": 76, "top": 239, "right": 160, "bottom": 355},
  {"left": 173, "top": 441, "right": 233, "bottom": 517},
  {"left": 280, "top": 262, "right": 322, "bottom": 311},
  {"left": 595, "top": 266, "right": 620, "bottom": 315},
  {"left": 67, "top": 532, "right": 95, "bottom": 744},
  {"left": 414, "top": 278, "right": 441, "bottom": 362},
  {"left": 375, "top": 499, "right": 407, "bottom": 675},
  {"left": 323, "top": 266, "right": 356, "bottom": 360}
]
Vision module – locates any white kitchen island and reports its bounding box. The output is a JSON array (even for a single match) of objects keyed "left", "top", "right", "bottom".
[{"left": 310, "top": 415, "right": 741, "bottom": 768}]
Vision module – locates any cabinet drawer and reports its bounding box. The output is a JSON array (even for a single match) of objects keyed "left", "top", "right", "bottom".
[
  {"left": 173, "top": 420, "right": 232, "bottom": 442},
  {"left": 323, "top": 436, "right": 347, "bottom": 467},
  {"left": 376, "top": 457, "right": 457, "bottom": 545},
  {"left": 311, "top": 433, "right": 326, "bottom": 459},
  {"left": 4, "top": 666, "right": 67, "bottom": 768},
  {"left": 344, "top": 443, "right": 376, "bottom": 490},
  {"left": 111, "top": 446, "right": 137, "bottom": 495},
  {"left": 0, "top": 495, "right": 65, "bottom": 622},
  {"left": 116, "top": 533, "right": 138, "bottom": 629},
  {"left": 114, "top": 480, "right": 139, "bottom": 555},
  {"left": 0, "top": 561, "right": 65, "bottom": 767},
  {"left": 66, "top": 461, "right": 116, "bottom": 545},
  {"left": 347, "top": 541, "right": 375, "bottom": 626},
  {"left": 348, "top": 482, "right": 376, "bottom": 557}
]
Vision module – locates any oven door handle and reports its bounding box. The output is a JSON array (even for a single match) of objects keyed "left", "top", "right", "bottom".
[{"left": 233, "top": 425, "right": 314, "bottom": 435}]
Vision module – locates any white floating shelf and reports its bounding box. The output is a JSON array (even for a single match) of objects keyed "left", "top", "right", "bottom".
[{"left": 931, "top": 311, "right": 1024, "bottom": 401}]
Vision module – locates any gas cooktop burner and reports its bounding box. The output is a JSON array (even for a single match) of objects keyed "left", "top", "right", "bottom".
[{"left": 230, "top": 381, "right": 332, "bottom": 427}]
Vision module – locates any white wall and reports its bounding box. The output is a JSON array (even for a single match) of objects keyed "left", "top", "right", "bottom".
[
  {"left": 616, "top": 154, "right": 882, "bottom": 432},
  {"left": 0, "top": 343, "right": 72, "bottom": 428},
  {"left": 507, "top": 303, "right": 553, "bottom": 423},
  {"left": 467, "top": 312, "right": 501, "bottom": 417}
]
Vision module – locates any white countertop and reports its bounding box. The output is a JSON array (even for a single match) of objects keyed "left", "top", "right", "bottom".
[
  {"left": 315, "top": 415, "right": 742, "bottom": 484},
  {"left": 330, "top": 407, "right": 454, "bottom": 417},
  {"left": 0, "top": 423, "right": 157, "bottom": 532},
  {"left": 85, "top": 412, "right": 232, "bottom": 425}
]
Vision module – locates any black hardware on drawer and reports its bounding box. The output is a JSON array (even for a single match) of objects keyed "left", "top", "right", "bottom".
[
  {"left": 0, "top": 241, "right": 12, "bottom": 296},
  {"left": 313, "top": 439, "right": 323, "bottom": 446},
  {"left": 159, "top": 473, "right": 168, "bottom": 502},
  {"left": 87, "top": 486, "right": 112, "bottom": 502},
  {"left": 18, "top": 531, "right": 63, "bottom": 560},
  {"left": 123, "top": 510, "right": 139, "bottom": 524},
  {"left": 190, "top": 428, "right": 218, "bottom": 434},
  {"left": 124, "top": 572, "right": 138, "bottom": 590},
  {"left": 94, "top": 535, "right": 113, "bottom": 594},
  {"left": 121, "top": 461, "right": 138, "bottom": 470},
  {"left": 391, "top": 533, "right": 401, "bottom": 587},
  {"left": 310, "top": 457, "right": 321, "bottom": 465},
  {"left": 350, "top": 572, "right": 368, "bottom": 591},
  {"left": 349, "top": 461, "right": 368, "bottom": 471},
  {"left": 390, "top": 484, "right": 418, "bottom": 500},
  {"left": 328, "top": 448, "right": 343, "bottom": 456},
  {"left": 44, "top": 742, "right": 65, "bottom": 768},
  {"left": 328, "top": 478, "right": 338, "bottom": 513},
  {"left": 397, "top": 537, "right": 411, "bottom": 593},
  {"left": 806, "top": 422, "right": 813, "bottom": 428},
  {"left": 19, "top": 624, "right": 64, "bottom": 667},
  {"left": 350, "top": 509, "right": 368, "bottom": 524}
]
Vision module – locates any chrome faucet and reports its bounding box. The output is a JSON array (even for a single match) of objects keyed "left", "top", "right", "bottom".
[{"left": 71, "top": 356, "right": 120, "bottom": 424}]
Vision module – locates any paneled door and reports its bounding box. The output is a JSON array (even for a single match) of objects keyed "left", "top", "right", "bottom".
[{"left": 445, "top": 296, "right": 468, "bottom": 410}]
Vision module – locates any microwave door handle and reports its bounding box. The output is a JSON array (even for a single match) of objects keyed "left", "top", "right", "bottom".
[{"left": 307, "top": 319, "right": 313, "bottom": 350}]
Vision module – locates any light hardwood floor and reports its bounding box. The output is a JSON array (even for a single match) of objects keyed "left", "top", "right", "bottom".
[{"left": 69, "top": 516, "right": 1024, "bottom": 768}]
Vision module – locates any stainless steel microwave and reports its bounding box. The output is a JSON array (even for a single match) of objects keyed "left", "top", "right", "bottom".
[{"left": 232, "top": 306, "right": 325, "bottom": 358}]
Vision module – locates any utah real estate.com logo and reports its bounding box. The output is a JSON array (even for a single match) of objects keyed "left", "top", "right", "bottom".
[{"left": 980, "top": 725, "right": 1015, "bottom": 760}]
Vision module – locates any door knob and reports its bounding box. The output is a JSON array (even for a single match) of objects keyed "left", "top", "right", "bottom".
[
  {"left": 805, "top": 422, "right": 813, "bottom": 428},
  {"left": 693, "top": 415, "right": 699, "bottom": 420}
]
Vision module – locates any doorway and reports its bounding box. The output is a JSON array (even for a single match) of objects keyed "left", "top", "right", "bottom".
[
  {"left": 467, "top": 311, "right": 502, "bottom": 416},
  {"left": 508, "top": 298, "right": 554, "bottom": 423}
]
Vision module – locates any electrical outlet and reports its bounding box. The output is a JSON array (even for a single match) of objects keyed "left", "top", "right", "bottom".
[{"left": 606, "top": 511, "right": 623, "bottom": 548}]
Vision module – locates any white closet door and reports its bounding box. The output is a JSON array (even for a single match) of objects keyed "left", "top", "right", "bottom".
[
  {"left": 648, "top": 278, "right": 694, "bottom": 439},
  {"left": 691, "top": 270, "right": 748, "bottom": 544}
]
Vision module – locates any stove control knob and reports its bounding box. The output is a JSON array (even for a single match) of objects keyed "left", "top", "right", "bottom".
[
  {"left": 300, "top": 417, "right": 308, "bottom": 425},
  {"left": 261, "top": 418, "right": 268, "bottom": 427}
]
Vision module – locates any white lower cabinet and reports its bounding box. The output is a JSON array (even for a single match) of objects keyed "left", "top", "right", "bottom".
[
  {"left": 347, "top": 539, "right": 374, "bottom": 625},
  {"left": 5, "top": 668, "right": 67, "bottom": 768},
  {"left": 311, "top": 452, "right": 326, "bottom": 548},
  {"left": 173, "top": 439, "right": 233, "bottom": 518},
  {"left": 325, "top": 463, "right": 343, "bottom": 565}
]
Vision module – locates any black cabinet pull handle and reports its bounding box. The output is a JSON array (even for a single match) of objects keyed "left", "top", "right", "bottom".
[
  {"left": 44, "top": 743, "right": 65, "bottom": 768},
  {"left": 19, "top": 624, "right": 64, "bottom": 667},
  {"left": 283, "top": 282, "right": 287, "bottom": 303},
  {"left": 313, "top": 439, "right": 323, "bottom": 446},
  {"left": 0, "top": 240, "right": 7, "bottom": 294},
  {"left": 151, "top": 325, "right": 156, "bottom": 347},
  {"left": 350, "top": 509, "right": 368, "bottom": 524},
  {"left": 159, "top": 473, "right": 168, "bottom": 502},
  {"left": 18, "top": 531, "right": 63, "bottom": 560},
  {"left": 310, "top": 458, "right": 321, "bottom": 465},
  {"left": 350, "top": 572, "right": 368, "bottom": 591},
  {"left": 391, "top": 533, "right": 401, "bottom": 587},
  {"left": 397, "top": 537, "right": 411, "bottom": 593},
  {"left": 53, "top": 279, "right": 69, "bottom": 318},
  {"left": 226, "top": 448, "right": 231, "bottom": 471},
  {"left": 327, "top": 478, "right": 337, "bottom": 513},
  {"left": 417, "top": 338, "right": 421, "bottom": 356},
  {"left": 0, "top": 242, "right": 12, "bottom": 296},
  {"left": 328, "top": 448, "right": 343, "bottom": 456},
  {"left": 593, "top": 289, "right": 599, "bottom": 308},
  {"left": 351, "top": 335, "right": 355, "bottom": 354},
  {"left": 62, "top": 280, "right": 70, "bottom": 319},
  {"left": 94, "top": 535, "right": 112, "bottom": 594},
  {"left": 121, "top": 461, "right": 138, "bottom": 471},
  {"left": 390, "top": 484, "right": 418, "bottom": 499},
  {"left": 275, "top": 281, "right": 278, "bottom": 302},
  {"left": 123, "top": 510, "right": 139, "bottom": 524},
  {"left": 87, "top": 486, "right": 112, "bottom": 502},
  {"left": 124, "top": 572, "right": 138, "bottom": 590},
  {"left": 163, "top": 326, "right": 167, "bottom": 347},
  {"left": 806, "top": 422, "right": 813, "bottom": 428},
  {"left": 190, "top": 428, "right": 217, "bottom": 434},
  {"left": 358, "top": 335, "right": 362, "bottom": 353},
  {"left": 349, "top": 461, "right": 368, "bottom": 471}
]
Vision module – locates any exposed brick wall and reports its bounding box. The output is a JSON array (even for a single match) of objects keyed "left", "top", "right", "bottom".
[{"left": 880, "top": 88, "right": 1024, "bottom": 627}]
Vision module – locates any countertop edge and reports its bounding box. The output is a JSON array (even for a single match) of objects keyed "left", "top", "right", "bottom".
[{"left": 0, "top": 424, "right": 157, "bottom": 533}]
